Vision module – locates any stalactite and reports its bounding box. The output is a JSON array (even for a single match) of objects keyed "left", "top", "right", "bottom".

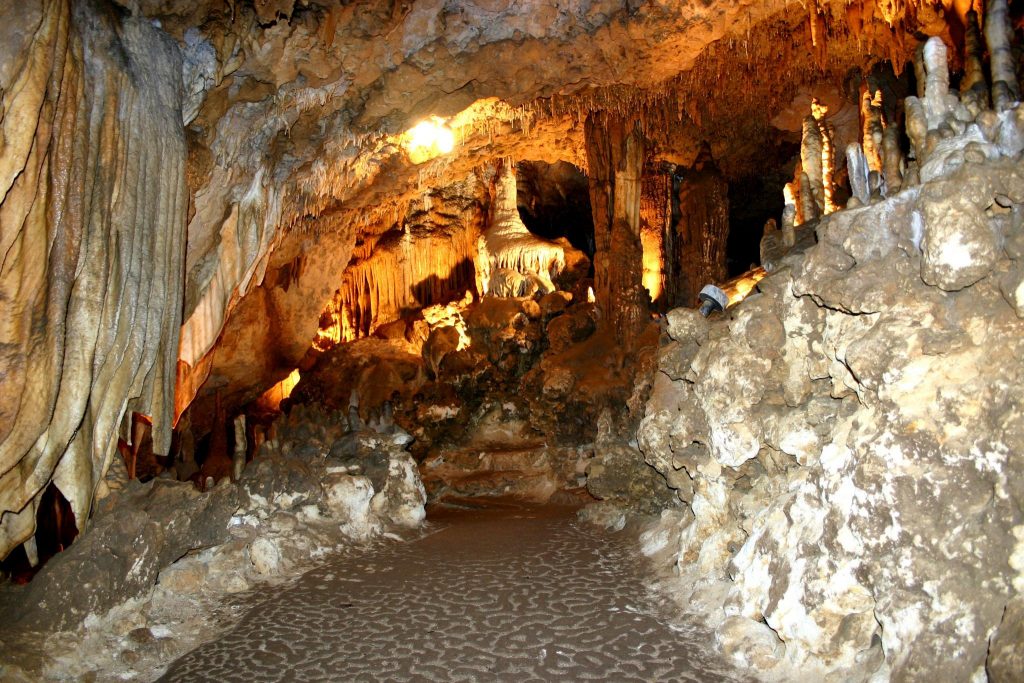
[
  {"left": 314, "top": 199, "right": 484, "bottom": 352},
  {"left": 985, "top": 0, "right": 1020, "bottom": 111},
  {"left": 808, "top": 0, "right": 827, "bottom": 66}
]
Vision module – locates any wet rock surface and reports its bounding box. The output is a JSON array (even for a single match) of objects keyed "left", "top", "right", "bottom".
[
  {"left": 160, "top": 506, "right": 749, "bottom": 683},
  {"left": 5, "top": 479, "right": 242, "bottom": 633}
]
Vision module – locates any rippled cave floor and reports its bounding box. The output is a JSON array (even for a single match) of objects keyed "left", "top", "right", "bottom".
[{"left": 157, "top": 505, "right": 749, "bottom": 682}]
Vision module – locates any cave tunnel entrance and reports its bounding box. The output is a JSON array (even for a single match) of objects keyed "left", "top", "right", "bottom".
[
  {"left": 515, "top": 160, "right": 596, "bottom": 262},
  {"left": 0, "top": 482, "right": 78, "bottom": 584},
  {"left": 726, "top": 162, "right": 795, "bottom": 277}
]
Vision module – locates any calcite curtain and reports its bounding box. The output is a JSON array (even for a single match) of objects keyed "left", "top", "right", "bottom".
[{"left": 0, "top": 0, "right": 187, "bottom": 559}]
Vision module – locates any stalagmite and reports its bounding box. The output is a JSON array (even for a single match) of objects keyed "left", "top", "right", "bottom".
[
  {"left": 480, "top": 162, "right": 581, "bottom": 298},
  {"left": 783, "top": 181, "right": 800, "bottom": 230},
  {"left": 800, "top": 115, "right": 825, "bottom": 213},
  {"left": 800, "top": 172, "right": 820, "bottom": 222},
  {"left": 846, "top": 142, "right": 871, "bottom": 205},
  {"left": 985, "top": 0, "right": 1020, "bottom": 111},
  {"left": 585, "top": 113, "right": 649, "bottom": 339},
  {"left": 674, "top": 154, "right": 730, "bottom": 304},
  {"left": 905, "top": 96, "right": 930, "bottom": 163},
  {"left": 640, "top": 173, "right": 672, "bottom": 304},
  {"left": 882, "top": 126, "right": 904, "bottom": 195},
  {"left": 232, "top": 415, "right": 247, "bottom": 481},
  {"left": 923, "top": 37, "right": 954, "bottom": 128},
  {"left": 961, "top": 9, "right": 989, "bottom": 114},
  {"left": 861, "top": 89, "right": 885, "bottom": 174},
  {"left": 868, "top": 170, "right": 884, "bottom": 199},
  {"left": 819, "top": 118, "right": 838, "bottom": 214},
  {"left": 760, "top": 219, "right": 785, "bottom": 271},
  {"left": 913, "top": 42, "right": 928, "bottom": 99}
]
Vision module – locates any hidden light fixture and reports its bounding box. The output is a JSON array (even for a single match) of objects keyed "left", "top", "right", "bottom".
[{"left": 404, "top": 116, "right": 455, "bottom": 163}]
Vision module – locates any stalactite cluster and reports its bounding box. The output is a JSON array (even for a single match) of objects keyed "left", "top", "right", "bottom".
[{"left": 314, "top": 185, "right": 485, "bottom": 351}]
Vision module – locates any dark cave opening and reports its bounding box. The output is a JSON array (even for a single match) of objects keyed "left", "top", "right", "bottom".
[
  {"left": 726, "top": 163, "right": 794, "bottom": 277},
  {"left": 515, "top": 160, "right": 596, "bottom": 259},
  {"left": 0, "top": 482, "right": 78, "bottom": 584}
]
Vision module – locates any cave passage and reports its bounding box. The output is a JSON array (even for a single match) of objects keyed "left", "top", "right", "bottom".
[
  {"left": 158, "top": 506, "right": 748, "bottom": 682},
  {"left": 516, "top": 160, "right": 596, "bottom": 260}
]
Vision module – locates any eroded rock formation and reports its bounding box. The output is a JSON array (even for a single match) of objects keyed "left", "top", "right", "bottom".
[
  {"left": 0, "top": 0, "right": 187, "bottom": 560},
  {"left": 638, "top": 30, "right": 1024, "bottom": 680}
]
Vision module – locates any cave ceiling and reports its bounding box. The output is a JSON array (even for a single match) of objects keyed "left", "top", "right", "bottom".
[
  {"left": 155, "top": 0, "right": 970, "bottom": 428},
  {"left": 157, "top": 0, "right": 952, "bottom": 223}
]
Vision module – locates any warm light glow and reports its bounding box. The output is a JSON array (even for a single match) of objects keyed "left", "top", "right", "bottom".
[
  {"left": 404, "top": 117, "right": 455, "bottom": 163},
  {"left": 422, "top": 291, "right": 473, "bottom": 350},
  {"left": 257, "top": 368, "right": 301, "bottom": 411},
  {"left": 314, "top": 317, "right": 345, "bottom": 352},
  {"left": 721, "top": 267, "right": 768, "bottom": 306},
  {"left": 280, "top": 368, "right": 301, "bottom": 398},
  {"left": 587, "top": 286, "right": 596, "bottom": 303},
  {"left": 640, "top": 226, "right": 664, "bottom": 302}
]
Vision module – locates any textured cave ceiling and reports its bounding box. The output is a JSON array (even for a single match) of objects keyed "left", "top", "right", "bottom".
[{"left": 162, "top": 0, "right": 956, "bottom": 423}]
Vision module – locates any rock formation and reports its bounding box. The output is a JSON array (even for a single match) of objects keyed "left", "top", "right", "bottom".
[
  {"left": 0, "top": 0, "right": 187, "bottom": 560},
  {"left": 637, "top": 21, "right": 1024, "bottom": 680}
]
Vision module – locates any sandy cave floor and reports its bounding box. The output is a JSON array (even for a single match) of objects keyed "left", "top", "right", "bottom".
[{"left": 154, "top": 505, "right": 750, "bottom": 682}]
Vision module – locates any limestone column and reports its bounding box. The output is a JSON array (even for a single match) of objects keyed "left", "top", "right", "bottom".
[
  {"left": 673, "top": 156, "right": 730, "bottom": 307},
  {"left": 584, "top": 113, "right": 648, "bottom": 343}
]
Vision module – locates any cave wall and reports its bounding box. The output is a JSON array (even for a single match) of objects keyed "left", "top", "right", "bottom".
[
  {"left": 637, "top": 23, "right": 1024, "bottom": 679},
  {"left": 0, "top": 0, "right": 187, "bottom": 559}
]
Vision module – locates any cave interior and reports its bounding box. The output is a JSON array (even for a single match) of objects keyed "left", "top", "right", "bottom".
[{"left": 2, "top": 0, "right": 1024, "bottom": 680}]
